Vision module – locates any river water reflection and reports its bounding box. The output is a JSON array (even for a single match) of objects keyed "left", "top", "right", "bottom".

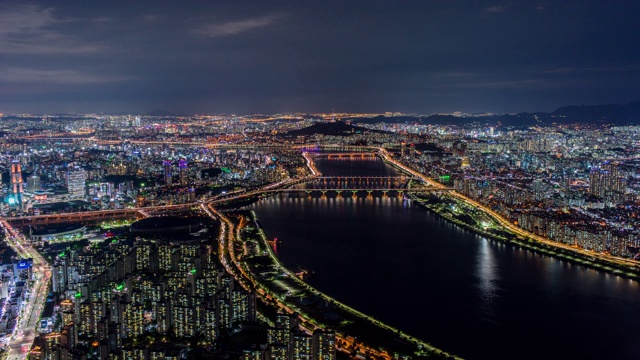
[{"left": 250, "top": 158, "right": 640, "bottom": 360}]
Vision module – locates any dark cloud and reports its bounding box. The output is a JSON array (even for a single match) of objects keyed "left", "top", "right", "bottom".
[
  {"left": 195, "top": 13, "right": 287, "bottom": 38},
  {"left": 1, "top": 1, "right": 639, "bottom": 114},
  {"left": 0, "top": 3, "right": 104, "bottom": 54}
]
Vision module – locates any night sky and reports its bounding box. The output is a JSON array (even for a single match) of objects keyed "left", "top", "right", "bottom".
[{"left": 1, "top": 1, "right": 639, "bottom": 115}]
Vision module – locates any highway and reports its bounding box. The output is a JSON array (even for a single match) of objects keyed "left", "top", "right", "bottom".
[{"left": 0, "top": 219, "right": 51, "bottom": 360}]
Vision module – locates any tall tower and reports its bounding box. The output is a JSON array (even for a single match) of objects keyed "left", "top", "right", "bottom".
[
  {"left": 163, "top": 160, "right": 172, "bottom": 185},
  {"left": 10, "top": 160, "right": 23, "bottom": 205},
  {"left": 178, "top": 159, "right": 188, "bottom": 186}
]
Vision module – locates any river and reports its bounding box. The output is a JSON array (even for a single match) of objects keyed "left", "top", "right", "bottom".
[{"left": 249, "top": 158, "right": 640, "bottom": 360}]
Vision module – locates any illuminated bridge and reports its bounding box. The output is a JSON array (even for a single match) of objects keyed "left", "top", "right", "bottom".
[
  {"left": 264, "top": 187, "right": 454, "bottom": 194},
  {"left": 307, "top": 176, "right": 409, "bottom": 189},
  {"left": 209, "top": 187, "right": 454, "bottom": 203},
  {"left": 296, "top": 144, "right": 375, "bottom": 152},
  {"left": 312, "top": 153, "right": 379, "bottom": 159}
]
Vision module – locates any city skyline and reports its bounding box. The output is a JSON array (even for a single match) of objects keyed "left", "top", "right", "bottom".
[
  {"left": 2, "top": 1, "right": 640, "bottom": 359},
  {"left": 1, "top": 109, "right": 640, "bottom": 359},
  {"left": 1, "top": 1, "right": 640, "bottom": 115}
]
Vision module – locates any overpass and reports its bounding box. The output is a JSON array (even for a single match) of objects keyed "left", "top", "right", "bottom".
[{"left": 5, "top": 203, "right": 199, "bottom": 227}]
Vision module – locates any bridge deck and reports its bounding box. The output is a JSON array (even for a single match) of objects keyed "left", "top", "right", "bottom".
[
  {"left": 314, "top": 176, "right": 409, "bottom": 179},
  {"left": 266, "top": 188, "right": 453, "bottom": 192}
]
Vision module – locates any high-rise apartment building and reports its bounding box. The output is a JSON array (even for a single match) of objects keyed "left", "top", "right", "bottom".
[
  {"left": 312, "top": 330, "right": 336, "bottom": 360},
  {"left": 67, "top": 166, "right": 86, "bottom": 199},
  {"left": 163, "top": 160, "right": 172, "bottom": 185},
  {"left": 291, "top": 332, "right": 313, "bottom": 360},
  {"left": 590, "top": 162, "right": 626, "bottom": 198},
  {"left": 179, "top": 159, "right": 188, "bottom": 186}
]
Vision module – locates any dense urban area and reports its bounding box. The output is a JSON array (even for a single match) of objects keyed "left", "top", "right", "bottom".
[{"left": 0, "top": 110, "right": 639, "bottom": 360}]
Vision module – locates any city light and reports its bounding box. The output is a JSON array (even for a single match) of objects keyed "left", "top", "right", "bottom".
[{"left": 0, "top": 4, "right": 637, "bottom": 356}]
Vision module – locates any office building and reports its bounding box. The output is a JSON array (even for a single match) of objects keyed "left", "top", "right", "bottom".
[{"left": 27, "top": 175, "right": 41, "bottom": 193}]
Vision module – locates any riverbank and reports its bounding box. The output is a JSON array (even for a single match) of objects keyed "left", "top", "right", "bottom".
[
  {"left": 409, "top": 191, "right": 640, "bottom": 281},
  {"left": 234, "top": 209, "right": 462, "bottom": 360},
  {"left": 376, "top": 153, "right": 640, "bottom": 281}
]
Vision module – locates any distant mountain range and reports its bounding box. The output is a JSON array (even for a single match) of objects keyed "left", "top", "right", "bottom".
[
  {"left": 3, "top": 100, "right": 639, "bottom": 126},
  {"left": 286, "top": 121, "right": 387, "bottom": 136},
  {"left": 347, "top": 99, "right": 640, "bottom": 127}
]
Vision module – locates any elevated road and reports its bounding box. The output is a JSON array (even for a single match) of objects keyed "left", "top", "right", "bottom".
[{"left": 5, "top": 203, "right": 197, "bottom": 227}]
